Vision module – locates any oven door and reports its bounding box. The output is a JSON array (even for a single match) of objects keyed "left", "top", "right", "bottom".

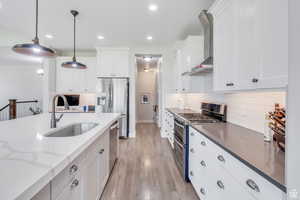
[
  {"left": 173, "top": 136, "right": 185, "bottom": 176},
  {"left": 174, "top": 119, "right": 185, "bottom": 144}
]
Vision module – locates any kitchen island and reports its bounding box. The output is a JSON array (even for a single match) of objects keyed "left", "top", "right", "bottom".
[{"left": 0, "top": 113, "right": 120, "bottom": 200}]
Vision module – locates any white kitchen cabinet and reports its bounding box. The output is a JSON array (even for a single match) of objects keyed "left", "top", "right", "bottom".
[
  {"left": 188, "top": 127, "right": 285, "bottom": 200},
  {"left": 56, "top": 57, "right": 97, "bottom": 93},
  {"left": 96, "top": 47, "right": 130, "bottom": 77},
  {"left": 211, "top": 0, "right": 239, "bottom": 91},
  {"left": 31, "top": 184, "right": 51, "bottom": 200},
  {"left": 97, "top": 129, "right": 110, "bottom": 195},
  {"left": 81, "top": 129, "right": 110, "bottom": 200},
  {"left": 55, "top": 176, "right": 82, "bottom": 200},
  {"left": 210, "top": 0, "right": 288, "bottom": 92},
  {"left": 163, "top": 110, "right": 174, "bottom": 146},
  {"left": 172, "top": 36, "right": 211, "bottom": 93}
]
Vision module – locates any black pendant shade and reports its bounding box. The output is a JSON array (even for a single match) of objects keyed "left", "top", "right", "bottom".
[
  {"left": 12, "top": 0, "right": 56, "bottom": 57},
  {"left": 62, "top": 10, "right": 87, "bottom": 69}
]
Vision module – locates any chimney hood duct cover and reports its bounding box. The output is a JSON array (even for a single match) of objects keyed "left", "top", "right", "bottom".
[{"left": 199, "top": 10, "right": 213, "bottom": 65}]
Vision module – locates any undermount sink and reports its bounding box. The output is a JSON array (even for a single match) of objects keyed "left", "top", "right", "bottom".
[{"left": 45, "top": 122, "right": 99, "bottom": 137}]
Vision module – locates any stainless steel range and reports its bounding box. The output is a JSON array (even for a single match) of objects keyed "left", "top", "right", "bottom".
[{"left": 172, "top": 102, "right": 227, "bottom": 181}]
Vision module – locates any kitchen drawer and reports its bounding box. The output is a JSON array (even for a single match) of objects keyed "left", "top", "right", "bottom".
[
  {"left": 212, "top": 142, "right": 284, "bottom": 200},
  {"left": 54, "top": 174, "right": 82, "bottom": 200},
  {"left": 209, "top": 166, "right": 257, "bottom": 200},
  {"left": 51, "top": 136, "right": 100, "bottom": 199},
  {"left": 51, "top": 156, "right": 82, "bottom": 200}
]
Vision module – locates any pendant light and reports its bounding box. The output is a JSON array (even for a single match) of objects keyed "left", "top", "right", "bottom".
[
  {"left": 62, "top": 10, "right": 86, "bottom": 69},
  {"left": 12, "top": 0, "right": 56, "bottom": 57}
]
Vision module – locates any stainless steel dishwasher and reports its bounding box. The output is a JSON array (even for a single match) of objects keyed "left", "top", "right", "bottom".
[{"left": 109, "top": 121, "right": 119, "bottom": 172}]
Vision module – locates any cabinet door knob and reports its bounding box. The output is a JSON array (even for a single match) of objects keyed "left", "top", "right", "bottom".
[
  {"left": 200, "top": 188, "right": 206, "bottom": 195},
  {"left": 191, "top": 132, "right": 195, "bottom": 136},
  {"left": 217, "top": 155, "right": 225, "bottom": 162},
  {"left": 69, "top": 164, "right": 78, "bottom": 175},
  {"left": 201, "top": 141, "right": 206, "bottom": 146},
  {"left": 226, "top": 83, "right": 234, "bottom": 87},
  {"left": 99, "top": 149, "right": 105, "bottom": 154},
  {"left": 252, "top": 78, "right": 259, "bottom": 83},
  {"left": 246, "top": 179, "right": 260, "bottom": 193},
  {"left": 217, "top": 180, "right": 225, "bottom": 190},
  {"left": 71, "top": 179, "right": 79, "bottom": 189},
  {"left": 200, "top": 160, "right": 206, "bottom": 167},
  {"left": 190, "top": 148, "right": 195, "bottom": 153}
]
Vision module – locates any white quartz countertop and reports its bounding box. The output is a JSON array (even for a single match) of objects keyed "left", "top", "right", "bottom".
[{"left": 0, "top": 113, "right": 121, "bottom": 200}]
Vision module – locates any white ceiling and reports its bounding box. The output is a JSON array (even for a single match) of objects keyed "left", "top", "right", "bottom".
[{"left": 0, "top": 0, "right": 214, "bottom": 50}]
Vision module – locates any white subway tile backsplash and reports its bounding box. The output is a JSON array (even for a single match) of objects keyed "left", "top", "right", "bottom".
[{"left": 168, "top": 91, "right": 286, "bottom": 134}]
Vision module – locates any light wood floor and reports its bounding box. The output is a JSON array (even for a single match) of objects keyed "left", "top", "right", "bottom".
[{"left": 101, "top": 123, "right": 199, "bottom": 200}]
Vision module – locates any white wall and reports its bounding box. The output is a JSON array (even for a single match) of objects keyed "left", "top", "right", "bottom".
[
  {"left": 136, "top": 70, "right": 157, "bottom": 123},
  {"left": 287, "top": 0, "right": 300, "bottom": 198},
  {"left": 0, "top": 65, "right": 43, "bottom": 109},
  {"left": 168, "top": 91, "right": 286, "bottom": 134}
]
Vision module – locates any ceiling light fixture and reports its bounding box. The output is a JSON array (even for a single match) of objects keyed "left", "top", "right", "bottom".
[
  {"left": 144, "top": 57, "right": 152, "bottom": 62},
  {"left": 36, "top": 68, "right": 44, "bottom": 76},
  {"left": 147, "top": 36, "right": 153, "bottom": 41},
  {"left": 45, "top": 34, "right": 54, "bottom": 39},
  {"left": 148, "top": 4, "right": 158, "bottom": 11},
  {"left": 62, "top": 10, "right": 87, "bottom": 69},
  {"left": 97, "top": 35, "right": 104, "bottom": 40},
  {"left": 12, "top": 0, "right": 56, "bottom": 57}
]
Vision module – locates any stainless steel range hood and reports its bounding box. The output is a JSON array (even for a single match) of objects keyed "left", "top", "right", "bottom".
[
  {"left": 188, "top": 10, "right": 214, "bottom": 76},
  {"left": 199, "top": 10, "right": 213, "bottom": 65}
]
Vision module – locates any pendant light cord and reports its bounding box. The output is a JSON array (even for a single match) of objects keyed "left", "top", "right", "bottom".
[
  {"left": 33, "top": 0, "right": 39, "bottom": 43},
  {"left": 73, "top": 13, "right": 76, "bottom": 61}
]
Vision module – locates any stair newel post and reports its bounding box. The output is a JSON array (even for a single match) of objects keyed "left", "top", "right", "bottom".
[{"left": 9, "top": 99, "right": 17, "bottom": 120}]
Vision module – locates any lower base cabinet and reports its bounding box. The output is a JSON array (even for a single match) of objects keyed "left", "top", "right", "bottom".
[
  {"left": 189, "top": 127, "right": 285, "bottom": 200},
  {"left": 32, "top": 122, "right": 117, "bottom": 200}
]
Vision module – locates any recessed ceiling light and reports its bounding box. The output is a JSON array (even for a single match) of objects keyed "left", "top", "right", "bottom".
[
  {"left": 148, "top": 4, "right": 158, "bottom": 11},
  {"left": 45, "top": 34, "right": 54, "bottom": 39},
  {"left": 144, "top": 57, "right": 152, "bottom": 62},
  {"left": 147, "top": 36, "right": 153, "bottom": 41},
  {"left": 97, "top": 35, "right": 104, "bottom": 40}
]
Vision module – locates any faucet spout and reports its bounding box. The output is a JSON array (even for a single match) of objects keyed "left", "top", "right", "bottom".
[{"left": 51, "top": 94, "right": 69, "bottom": 128}]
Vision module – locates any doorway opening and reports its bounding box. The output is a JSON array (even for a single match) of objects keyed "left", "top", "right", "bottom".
[{"left": 135, "top": 54, "right": 162, "bottom": 127}]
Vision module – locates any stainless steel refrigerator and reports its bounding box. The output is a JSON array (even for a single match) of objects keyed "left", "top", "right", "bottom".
[{"left": 96, "top": 77, "right": 129, "bottom": 138}]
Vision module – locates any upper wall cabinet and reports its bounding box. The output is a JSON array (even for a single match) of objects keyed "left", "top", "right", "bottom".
[
  {"left": 96, "top": 48, "right": 130, "bottom": 77},
  {"left": 171, "top": 36, "right": 212, "bottom": 93},
  {"left": 56, "top": 57, "right": 97, "bottom": 93},
  {"left": 210, "top": 0, "right": 288, "bottom": 92}
]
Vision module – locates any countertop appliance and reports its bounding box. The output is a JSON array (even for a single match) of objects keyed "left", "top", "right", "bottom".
[
  {"left": 173, "top": 102, "right": 226, "bottom": 181},
  {"left": 96, "top": 77, "right": 129, "bottom": 138}
]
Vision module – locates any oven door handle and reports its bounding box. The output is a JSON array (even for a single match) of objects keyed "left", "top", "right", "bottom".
[
  {"left": 174, "top": 138, "right": 184, "bottom": 149},
  {"left": 174, "top": 121, "right": 185, "bottom": 129}
]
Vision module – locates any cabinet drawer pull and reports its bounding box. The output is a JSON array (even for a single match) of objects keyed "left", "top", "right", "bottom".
[
  {"left": 69, "top": 164, "right": 78, "bottom": 175},
  {"left": 226, "top": 83, "right": 234, "bottom": 87},
  {"left": 246, "top": 179, "right": 260, "bottom": 193},
  {"left": 191, "top": 132, "right": 195, "bottom": 136},
  {"left": 217, "top": 180, "right": 225, "bottom": 190},
  {"left": 190, "top": 171, "right": 194, "bottom": 176},
  {"left": 190, "top": 148, "right": 195, "bottom": 153},
  {"left": 71, "top": 179, "right": 79, "bottom": 189},
  {"left": 217, "top": 155, "right": 225, "bottom": 162},
  {"left": 200, "top": 188, "right": 206, "bottom": 195},
  {"left": 252, "top": 78, "right": 259, "bottom": 83},
  {"left": 200, "top": 160, "right": 206, "bottom": 167},
  {"left": 99, "top": 149, "right": 105, "bottom": 154},
  {"left": 201, "top": 141, "right": 206, "bottom": 146}
]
